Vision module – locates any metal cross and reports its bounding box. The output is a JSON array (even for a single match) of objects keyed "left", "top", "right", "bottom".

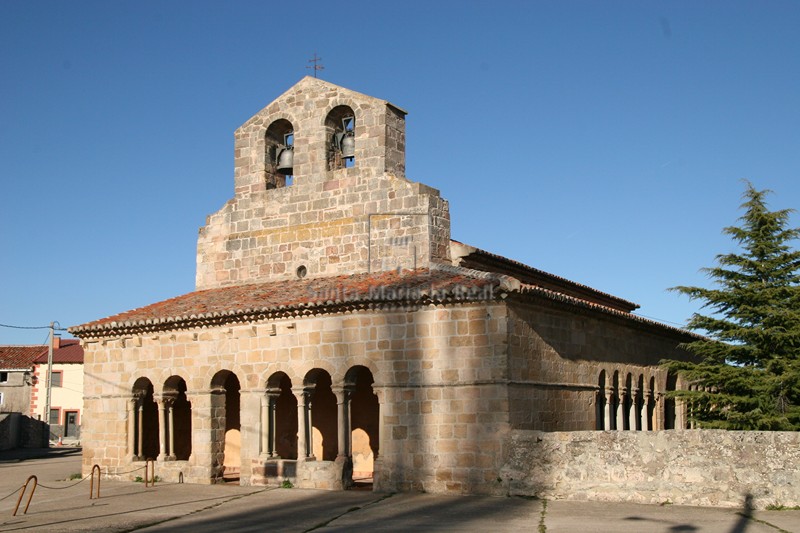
[{"left": 307, "top": 53, "right": 324, "bottom": 78}]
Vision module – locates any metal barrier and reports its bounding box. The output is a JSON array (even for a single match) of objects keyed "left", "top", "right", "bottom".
[
  {"left": 89, "top": 464, "right": 101, "bottom": 499},
  {"left": 144, "top": 459, "right": 155, "bottom": 487},
  {"left": 13, "top": 475, "right": 37, "bottom": 516}
]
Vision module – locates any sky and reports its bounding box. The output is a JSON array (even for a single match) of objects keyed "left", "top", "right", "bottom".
[{"left": 1, "top": 1, "right": 799, "bottom": 345}]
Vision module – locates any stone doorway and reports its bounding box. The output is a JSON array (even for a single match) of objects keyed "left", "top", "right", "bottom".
[
  {"left": 132, "top": 377, "right": 159, "bottom": 460},
  {"left": 346, "top": 366, "right": 379, "bottom": 490},
  {"left": 266, "top": 372, "right": 298, "bottom": 459},
  {"left": 163, "top": 376, "right": 192, "bottom": 461},
  {"left": 304, "top": 369, "right": 337, "bottom": 461},
  {"left": 210, "top": 370, "right": 241, "bottom": 484}
]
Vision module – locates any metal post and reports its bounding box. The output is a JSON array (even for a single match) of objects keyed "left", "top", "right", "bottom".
[{"left": 44, "top": 322, "right": 54, "bottom": 433}]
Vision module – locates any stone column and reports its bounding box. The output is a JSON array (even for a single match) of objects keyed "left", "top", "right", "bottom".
[
  {"left": 604, "top": 388, "right": 613, "bottom": 430},
  {"left": 294, "top": 388, "right": 308, "bottom": 459},
  {"left": 616, "top": 391, "right": 626, "bottom": 430},
  {"left": 127, "top": 397, "right": 137, "bottom": 460},
  {"left": 166, "top": 398, "right": 176, "bottom": 460},
  {"left": 675, "top": 397, "right": 686, "bottom": 429},
  {"left": 641, "top": 392, "right": 652, "bottom": 431},
  {"left": 333, "top": 387, "right": 350, "bottom": 459},
  {"left": 267, "top": 390, "right": 280, "bottom": 458},
  {"left": 137, "top": 403, "right": 145, "bottom": 458},
  {"left": 156, "top": 396, "right": 166, "bottom": 461},
  {"left": 630, "top": 388, "right": 640, "bottom": 430},
  {"left": 259, "top": 394, "right": 269, "bottom": 457},
  {"left": 306, "top": 392, "right": 315, "bottom": 460}
]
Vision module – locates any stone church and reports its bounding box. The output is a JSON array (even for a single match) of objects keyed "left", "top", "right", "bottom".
[{"left": 71, "top": 77, "right": 695, "bottom": 493}]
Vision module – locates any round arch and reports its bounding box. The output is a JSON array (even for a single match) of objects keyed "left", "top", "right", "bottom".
[{"left": 162, "top": 375, "right": 192, "bottom": 461}]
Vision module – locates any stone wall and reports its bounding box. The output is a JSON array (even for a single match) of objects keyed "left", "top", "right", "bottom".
[
  {"left": 0, "top": 412, "right": 20, "bottom": 450},
  {"left": 196, "top": 77, "right": 452, "bottom": 290},
  {"left": 507, "top": 300, "right": 694, "bottom": 431},
  {"left": 501, "top": 430, "right": 800, "bottom": 509},
  {"left": 0, "top": 413, "right": 48, "bottom": 450},
  {"left": 80, "top": 301, "right": 511, "bottom": 492}
]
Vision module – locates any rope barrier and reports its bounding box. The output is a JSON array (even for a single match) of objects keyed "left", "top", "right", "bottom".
[
  {"left": 105, "top": 465, "right": 147, "bottom": 476},
  {"left": 12, "top": 476, "right": 36, "bottom": 516},
  {"left": 89, "top": 465, "right": 101, "bottom": 499},
  {"left": 36, "top": 471, "right": 92, "bottom": 490},
  {"left": 0, "top": 486, "right": 22, "bottom": 503}
]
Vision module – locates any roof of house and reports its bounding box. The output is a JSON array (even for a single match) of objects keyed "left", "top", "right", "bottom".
[
  {"left": 451, "top": 240, "right": 639, "bottom": 312},
  {"left": 33, "top": 339, "right": 84, "bottom": 364},
  {"left": 0, "top": 339, "right": 84, "bottom": 369},
  {"left": 70, "top": 267, "right": 505, "bottom": 338},
  {"left": 70, "top": 264, "right": 695, "bottom": 341},
  {"left": 0, "top": 345, "right": 45, "bottom": 369}
]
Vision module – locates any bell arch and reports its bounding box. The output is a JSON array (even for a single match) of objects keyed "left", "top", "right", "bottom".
[
  {"left": 131, "top": 377, "right": 158, "bottom": 460},
  {"left": 623, "top": 373, "right": 633, "bottom": 430},
  {"left": 664, "top": 371, "right": 678, "bottom": 429},
  {"left": 265, "top": 118, "right": 294, "bottom": 188},
  {"left": 265, "top": 371, "right": 298, "bottom": 459},
  {"left": 163, "top": 375, "right": 192, "bottom": 461},
  {"left": 325, "top": 105, "right": 356, "bottom": 171},
  {"left": 210, "top": 370, "right": 241, "bottom": 483},
  {"left": 303, "top": 368, "right": 337, "bottom": 461},
  {"left": 634, "top": 374, "right": 645, "bottom": 430},
  {"left": 611, "top": 370, "right": 621, "bottom": 430},
  {"left": 596, "top": 370, "right": 607, "bottom": 430},
  {"left": 646, "top": 376, "right": 657, "bottom": 430},
  {"left": 345, "top": 365, "right": 379, "bottom": 485}
]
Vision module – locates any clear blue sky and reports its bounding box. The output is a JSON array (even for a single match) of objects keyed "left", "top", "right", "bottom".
[{"left": 2, "top": 1, "right": 799, "bottom": 345}]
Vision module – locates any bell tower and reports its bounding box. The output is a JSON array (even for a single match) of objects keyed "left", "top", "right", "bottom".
[{"left": 196, "top": 77, "right": 451, "bottom": 290}]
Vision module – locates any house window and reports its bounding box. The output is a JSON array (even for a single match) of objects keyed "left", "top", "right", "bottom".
[
  {"left": 0, "top": 372, "right": 8, "bottom": 383},
  {"left": 49, "top": 408, "right": 60, "bottom": 425},
  {"left": 51, "top": 371, "right": 62, "bottom": 388}
]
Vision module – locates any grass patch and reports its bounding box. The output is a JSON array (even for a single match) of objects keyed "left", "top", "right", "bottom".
[
  {"left": 538, "top": 498, "right": 547, "bottom": 533},
  {"left": 766, "top": 503, "right": 800, "bottom": 511}
]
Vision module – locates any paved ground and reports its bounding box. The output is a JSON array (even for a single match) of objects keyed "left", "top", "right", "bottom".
[{"left": 0, "top": 448, "right": 797, "bottom": 532}]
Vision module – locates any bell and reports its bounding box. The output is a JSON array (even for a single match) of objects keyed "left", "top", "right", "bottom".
[
  {"left": 276, "top": 146, "right": 293, "bottom": 175},
  {"left": 341, "top": 132, "right": 355, "bottom": 159}
]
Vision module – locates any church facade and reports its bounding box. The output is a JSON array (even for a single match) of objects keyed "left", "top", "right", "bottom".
[{"left": 71, "top": 78, "right": 695, "bottom": 493}]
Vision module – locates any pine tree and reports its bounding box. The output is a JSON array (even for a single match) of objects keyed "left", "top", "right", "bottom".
[{"left": 664, "top": 182, "right": 800, "bottom": 430}]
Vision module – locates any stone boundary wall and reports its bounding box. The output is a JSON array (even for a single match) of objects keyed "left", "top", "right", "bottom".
[
  {"left": 501, "top": 430, "right": 800, "bottom": 509},
  {"left": 0, "top": 413, "right": 48, "bottom": 450}
]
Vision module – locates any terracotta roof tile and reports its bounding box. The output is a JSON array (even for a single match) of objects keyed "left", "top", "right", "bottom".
[
  {"left": 0, "top": 345, "right": 46, "bottom": 369},
  {"left": 70, "top": 268, "right": 502, "bottom": 337},
  {"left": 451, "top": 239, "right": 639, "bottom": 312},
  {"left": 33, "top": 339, "right": 84, "bottom": 364},
  {"left": 69, "top": 264, "right": 694, "bottom": 341}
]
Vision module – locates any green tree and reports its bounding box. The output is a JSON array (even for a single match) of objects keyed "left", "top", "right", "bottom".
[{"left": 664, "top": 182, "right": 800, "bottom": 430}]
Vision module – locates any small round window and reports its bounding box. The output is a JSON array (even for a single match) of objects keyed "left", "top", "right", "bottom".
[{"left": 296, "top": 265, "right": 307, "bottom": 279}]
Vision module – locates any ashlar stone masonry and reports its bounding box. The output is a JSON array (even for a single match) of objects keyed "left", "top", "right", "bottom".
[{"left": 72, "top": 77, "right": 699, "bottom": 495}]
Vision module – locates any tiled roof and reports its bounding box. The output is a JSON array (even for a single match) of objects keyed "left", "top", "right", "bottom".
[
  {"left": 0, "top": 345, "right": 46, "bottom": 369},
  {"left": 70, "top": 264, "right": 695, "bottom": 341},
  {"left": 447, "top": 241, "right": 701, "bottom": 338},
  {"left": 0, "top": 340, "right": 85, "bottom": 368},
  {"left": 513, "top": 283, "right": 701, "bottom": 340},
  {"left": 70, "top": 267, "right": 507, "bottom": 338},
  {"left": 451, "top": 239, "right": 639, "bottom": 312},
  {"left": 33, "top": 339, "right": 84, "bottom": 364}
]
